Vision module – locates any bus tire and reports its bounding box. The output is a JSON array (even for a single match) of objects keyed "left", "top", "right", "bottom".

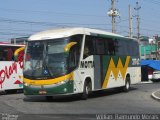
[
  {"left": 81, "top": 80, "right": 92, "bottom": 100},
  {"left": 123, "top": 77, "right": 130, "bottom": 92}
]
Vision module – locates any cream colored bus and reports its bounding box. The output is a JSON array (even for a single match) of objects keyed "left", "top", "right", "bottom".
[{"left": 23, "top": 27, "right": 141, "bottom": 100}]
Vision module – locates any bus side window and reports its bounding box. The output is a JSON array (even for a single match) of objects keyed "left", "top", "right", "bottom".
[
  {"left": 104, "top": 40, "right": 109, "bottom": 54},
  {"left": 126, "top": 41, "right": 131, "bottom": 55},
  {"left": 83, "top": 46, "right": 90, "bottom": 58},
  {"left": 83, "top": 36, "right": 95, "bottom": 59},
  {"left": 95, "top": 38, "right": 105, "bottom": 55},
  {"left": 68, "top": 45, "right": 79, "bottom": 70},
  {"left": 6, "top": 48, "right": 14, "bottom": 61},
  {"left": 114, "top": 39, "right": 119, "bottom": 53},
  {"left": 69, "top": 35, "right": 83, "bottom": 70},
  {"left": 108, "top": 38, "right": 115, "bottom": 55},
  {"left": 0, "top": 53, "right": 5, "bottom": 61}
]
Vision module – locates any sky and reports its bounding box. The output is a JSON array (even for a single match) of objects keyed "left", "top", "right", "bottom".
[{"left": 0, "top": 0, "right": 160, "bottom": 42}]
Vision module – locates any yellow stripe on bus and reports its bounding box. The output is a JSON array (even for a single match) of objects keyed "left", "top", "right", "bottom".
[
  {"left": 14, "top": 47, "right": 25, "bottom": 56},
  {"left": 24, "top": 72, "right": 73, "bottom": 86},
  {"left": 102, "top": 56, "right": 130, "bottom": 89}
]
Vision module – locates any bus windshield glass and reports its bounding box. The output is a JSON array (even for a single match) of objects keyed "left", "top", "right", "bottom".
[{"left": 24, "top": 38, "right": 69, "bottom": 79}]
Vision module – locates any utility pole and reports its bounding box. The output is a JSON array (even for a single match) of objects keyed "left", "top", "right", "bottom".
[
  {"left": 111, "top": 0, "right": 116, "bottom": 33},
  {"left": 128, "top": 5, "right": 133, "bottom": 38},
  {"left": 134, "top": 1, "right": 141, "bottom": 42},
  {"left": 107, "top": 0, "right": 119, "bottom": 33}
]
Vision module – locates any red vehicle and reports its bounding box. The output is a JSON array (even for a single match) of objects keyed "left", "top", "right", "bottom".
[{"left": 0, "top": 42, "right": 24, "bottom": 92}]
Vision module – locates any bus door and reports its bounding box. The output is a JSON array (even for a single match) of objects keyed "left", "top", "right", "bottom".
[
  {"left": 93, "top": 37, "right": 115, "bottom": 90},
  {"left": 94, "top": 56, "right": 103, "bottom": 89},
  {"left": 84, "top": 36, "right": 106, "bottom": 90}
]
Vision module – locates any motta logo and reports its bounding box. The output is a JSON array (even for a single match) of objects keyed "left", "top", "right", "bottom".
[
  {"left": 80, "top": 61, "right": 95, "bottom": 68},
  {"left": 102, "top": 56, "right": 131, "bottom": 88}
]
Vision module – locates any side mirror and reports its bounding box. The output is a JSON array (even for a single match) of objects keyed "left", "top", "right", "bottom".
[
  {"left": 64, "top": 42, "right": 77, "bottom": 52},
  {"left": 14, "top": 47, "right": 25, "bottom": 62}
]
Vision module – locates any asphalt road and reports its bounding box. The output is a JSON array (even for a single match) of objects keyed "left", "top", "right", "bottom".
[{"left": 0, "top": 82, "right": 160, "bottom": 120}]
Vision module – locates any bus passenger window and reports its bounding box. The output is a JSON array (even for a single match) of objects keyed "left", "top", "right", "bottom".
[
  {"left": 83, "top": 36, "right": 95, "bottom": 59},
  {"left": 104, "top": 40, "right": 109, "bottom": 54},
  {"left": 6, "top": 48, "right": 14, "bottom": 61},
  {"left": 0, "top": 54, "right": 5, "bottom": 61},
  {"left": 95, "top": 38, "right": 105, "bottom": 55},
  {"left": 114, "top": 39, "right": 119, "bottom": 53},
  {"left": 108, "top": 39, "right": 115, "bottom": 55},
  {"left": 69, "top": 35, "right": 82, "bottom": 69},
  {"left": 68, "top": 45, "right": 79, "bottom": 70},
  {"left": 83, "top": 46, "right": 90, "bottom": 58}
]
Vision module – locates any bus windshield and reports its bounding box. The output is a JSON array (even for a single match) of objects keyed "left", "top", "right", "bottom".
[{"left": 24, "top": 38, "right": 69, "bottom": 80}]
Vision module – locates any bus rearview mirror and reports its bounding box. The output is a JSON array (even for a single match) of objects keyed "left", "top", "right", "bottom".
[
  {"left": 14, "top": 47, "right": 25, "bottom": 62},
  {"left": 64, "top": 42, "right": 77, "bottom": 52}
]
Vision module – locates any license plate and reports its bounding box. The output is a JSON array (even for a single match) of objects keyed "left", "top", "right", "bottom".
[{"left": 39, "top": 90, "right": 47, "bottom": 94}]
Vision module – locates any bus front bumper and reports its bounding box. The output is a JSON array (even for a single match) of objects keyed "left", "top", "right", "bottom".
[{"left": 23, "top": 80, "right": 74, "bottom": 95}]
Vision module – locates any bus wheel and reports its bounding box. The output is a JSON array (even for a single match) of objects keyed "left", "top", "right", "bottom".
[
  {"left": 81, "top": 80, "right": 92, "bottom": 100},
  {"left": 123, "top": 77, "right": 130, "bottom": 92}
]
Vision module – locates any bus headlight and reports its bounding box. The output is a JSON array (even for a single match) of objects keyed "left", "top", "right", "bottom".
[
  {"left": 44, "top": 79, "right": 70, "bottom": 88},
  {"left": 57, "top": 79, "right": 69, "bottom": 85},
  {"left": 24, "top": 82, "right": 28, "bottom": 86}
]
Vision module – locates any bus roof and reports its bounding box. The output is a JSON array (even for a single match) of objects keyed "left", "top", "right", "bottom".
[
  {"left": 0, "top": 42, "right": 25, "bottom": 47},
  {"left": 28, "top": 27, "right": 125, "bottom": 41}
]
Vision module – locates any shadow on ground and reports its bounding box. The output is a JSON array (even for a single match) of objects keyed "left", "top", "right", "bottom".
[{"left": 23, "top": 87, "right": 137, "bottom": 103}]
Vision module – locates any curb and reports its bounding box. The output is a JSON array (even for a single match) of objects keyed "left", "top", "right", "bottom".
[
  {"left": 151, "top": 90, "right": 160, "bottom": 101},
  {"left": 140, "top": 81, "right": 153, "bottom": 84}
]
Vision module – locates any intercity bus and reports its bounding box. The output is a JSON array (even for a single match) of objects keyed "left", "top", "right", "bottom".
[
  {"left": 23, "top": 27, "right": 141, "bottom": 99},
  {"left": 0, "top": 42, "right": 24, "bottom": 93}
]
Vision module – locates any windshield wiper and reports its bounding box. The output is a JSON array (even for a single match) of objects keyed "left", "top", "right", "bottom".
[
  {"left": 42, "top": 61, "right": 53, "bottom": 78},
  {"left": 42, "top": 53, "right": 54, "bottom": 78},
  {"left": 31, "top": 56, "right": 42, "bottom": 76}
]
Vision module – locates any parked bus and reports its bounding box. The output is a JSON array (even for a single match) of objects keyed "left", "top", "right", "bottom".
[
  {"left": 23, "top": 27, "right": 141, "bottom": 99},
  {"left": 0, "top": 42, "right": 25, "bottom": 93}
]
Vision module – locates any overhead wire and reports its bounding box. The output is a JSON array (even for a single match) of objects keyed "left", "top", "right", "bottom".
[{"left": 0, "top": 1, "right": 159, "bottom": 40}]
